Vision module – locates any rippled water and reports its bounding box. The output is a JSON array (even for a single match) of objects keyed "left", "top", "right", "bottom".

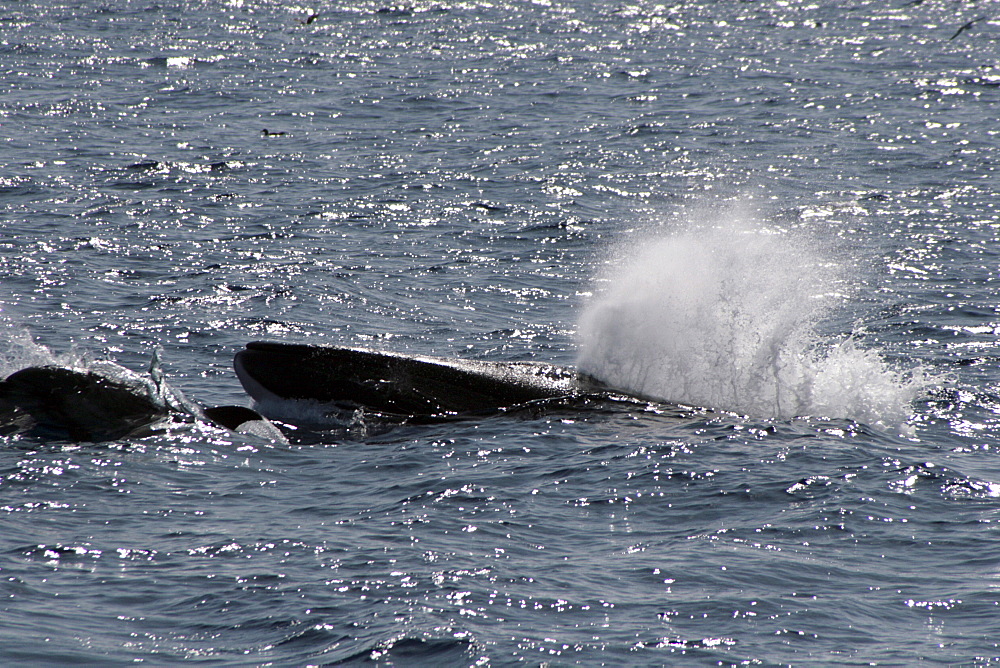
[{"left": 3, "top": 0, "right": 1000, "bottom": 664}]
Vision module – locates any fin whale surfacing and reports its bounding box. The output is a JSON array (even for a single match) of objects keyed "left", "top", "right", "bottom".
[
  {"left": 0, "top": 340, "right": 615, "bottom": 443},
  {"left": 234, "top": 341, "right": 598, "bottom": 417}
]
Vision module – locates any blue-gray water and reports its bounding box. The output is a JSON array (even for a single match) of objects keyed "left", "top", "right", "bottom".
[{"left": 2, "top": 0, "right": 1000, "bottom": 664}]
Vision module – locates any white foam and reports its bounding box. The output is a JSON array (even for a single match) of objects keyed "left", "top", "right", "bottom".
[{"left": 576, "top": 211, "right": 929, "bottom": 430}]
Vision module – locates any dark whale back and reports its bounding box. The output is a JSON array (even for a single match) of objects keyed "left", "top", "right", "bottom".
[
  {"left": 234, "top": 341, "right": 588, "bottom": 417},
  {"left": 0, "top": 366, "right": 170, "bottom": 441}
]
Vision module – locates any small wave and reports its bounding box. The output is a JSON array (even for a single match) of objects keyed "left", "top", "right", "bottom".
[
  {"left": 328, "top": 633, "right": 479, "bottom": 665},
  {"left": 20, "top": 543, "right": 103, "bottom": 564},
  {"left": 577, "top": 209, "right": 931, "bottom": 430}
]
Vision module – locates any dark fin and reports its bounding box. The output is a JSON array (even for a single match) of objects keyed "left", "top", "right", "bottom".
[{"left": 203, "top": 405, "right": 266, "bottom": 430}]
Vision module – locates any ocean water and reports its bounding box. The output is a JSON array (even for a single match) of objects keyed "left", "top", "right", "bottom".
[{"left": 2, "top": 0, "right": 1000, "bottom": 664}]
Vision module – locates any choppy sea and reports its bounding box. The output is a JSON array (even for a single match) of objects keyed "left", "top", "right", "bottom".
[{"left": 2, "top": 0, "right": 1000, "bottom": 664}]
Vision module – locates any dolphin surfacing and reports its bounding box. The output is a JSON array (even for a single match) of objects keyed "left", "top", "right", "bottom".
[
  {"left": 0, "top": 364, "right": 285, "bottom": 443},
  {"left": 0, "top": 366, "right": 171, "bottom": 441},
  {"left": 234, "top": 341, "right": 600, "bottom": 418}
]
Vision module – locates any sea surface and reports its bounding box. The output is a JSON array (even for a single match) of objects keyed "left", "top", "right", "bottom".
[{"left": 2, "top": 0, "right": 1000, "bottom": 664}]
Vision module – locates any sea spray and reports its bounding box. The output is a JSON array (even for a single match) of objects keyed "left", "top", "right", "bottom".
[
  {"left": 0, "top": 325, "right": 77, "bottom": 377},
  {"left": 576, "top": 213, "right": 928, "bottom": 429}
]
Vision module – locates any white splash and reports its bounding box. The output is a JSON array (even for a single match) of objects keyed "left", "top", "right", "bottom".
[
  {"left": 576, "top": 212, "right": 928, "bottom": 429},
  {"left": 0, "top": 326, "right": 77, "bottom": 377}
]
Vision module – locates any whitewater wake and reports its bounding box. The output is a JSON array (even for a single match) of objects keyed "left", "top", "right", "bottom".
[{"left": 576, "top": 211, "right": 929, "bottom": 430}]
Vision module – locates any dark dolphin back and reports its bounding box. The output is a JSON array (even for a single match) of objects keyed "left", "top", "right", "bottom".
[{"left": 0, "top": 366, "right": 169, "bottom": 441}]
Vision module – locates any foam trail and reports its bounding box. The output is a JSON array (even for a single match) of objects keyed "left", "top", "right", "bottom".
[{"left": 577, "top": 212, "right": 927, "bottom": 429}]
